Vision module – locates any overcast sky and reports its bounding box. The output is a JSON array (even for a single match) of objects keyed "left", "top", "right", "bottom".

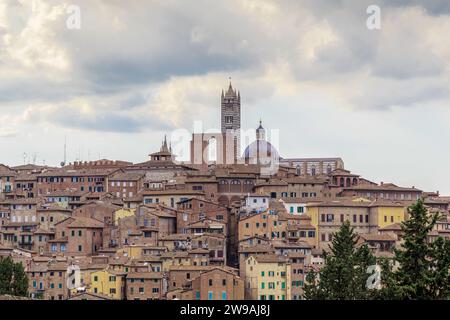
[{"left": 1, "top": 0, "right": 450, "bottom": 194}]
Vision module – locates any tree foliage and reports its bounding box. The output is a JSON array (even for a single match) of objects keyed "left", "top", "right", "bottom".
[
  {"left": 0, "top": 256, "right": 28, "bottom": 297},
  {"left": 304, "top": 199, "right": 450, "bottom": 300},
  {"left": 379, "top": 199, "right": 450, "bottom": 299},
  {"left": 303, "top": 220, "right": 377, "bottom": 300}
]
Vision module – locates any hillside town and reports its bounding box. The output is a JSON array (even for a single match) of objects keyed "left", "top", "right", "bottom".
[{"left": 0, "top": 84, "right": 449, "bottom": 301}]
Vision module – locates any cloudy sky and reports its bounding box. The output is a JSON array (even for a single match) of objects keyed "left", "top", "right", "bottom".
[{"left": 1, "top": 0, "right": 450, "bottom": 193}]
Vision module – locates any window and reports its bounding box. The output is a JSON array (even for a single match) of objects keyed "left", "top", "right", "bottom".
[
  {"left": 359, "top": 215, "right": 363, "bottom": 223},
  {"left": 209, "top": 279, "right": 213, "bottom": 286},
  {"left": 391, "top": 216, "right": 394, "bottom": 223},
  {"left": 326, "top": 214, "right": 334, "bottom": 222},
  {"left": 222, "top": 279, "right": 226, "bottom": 286},
  {"left": 78, "top": 230, "right": 82, "bottom": 237},
  {"left": 78, "top": 245, "right": 82, "bottom": 252},
  {"left": 353, "top": 215, "right": 357, "bottom": 223},
  {"left": 340, "top": 214, "right": 344, "bottom": 222}
]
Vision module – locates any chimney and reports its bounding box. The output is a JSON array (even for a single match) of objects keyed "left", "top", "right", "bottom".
[{"left": 380, "top": 182, "right": 383, "bottom": 185}]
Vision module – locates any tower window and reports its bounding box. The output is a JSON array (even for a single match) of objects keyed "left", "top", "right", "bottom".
[{"left": 225, "top": 116, "right": 233, "bottom": 124}]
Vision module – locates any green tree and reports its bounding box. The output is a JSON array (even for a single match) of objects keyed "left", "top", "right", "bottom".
[
  {"left": 12, "top": 261, "right": 29, "bottom": 296},
  {"left": 379, "top": 199, "right": 450, "bottom": 299},
  {"left": 0, "top": 256, "right": 14, "bottom": 294},
  {"left": 303, "top": 221, "right": 377, "bottom": 300},
  {"left": 0, "top": 256, "right": 29, "bottom": 297}
]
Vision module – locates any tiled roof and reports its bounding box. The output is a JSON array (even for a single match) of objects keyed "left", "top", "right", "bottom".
[
  {"left": 126, "top": 272, "right": 163, "bottom": 279},
  {"left": 67, "top": 217, "right": 104, "bottom": 229},
  {"left": 358, "top": 233, "right": 396, "bottom": 242}
]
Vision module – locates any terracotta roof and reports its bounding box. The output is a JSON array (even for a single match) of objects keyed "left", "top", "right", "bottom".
[
  {"left": 66, "top": 217, "right": 104, "bottom": 229},
  {"left": 188, "top": 248, "right": 209, "bottom": 254},
  {"left": 109, "top": 171, "right": 145, "bottom": 181},
  {"left": 359, "top": 233, "right": 396, "bottom": 242},
  {"left": 378, "top": 223, "right": 403, "bottom": 231},
  {"left": 126, "top": 272, "right": 163, "bottom": 279},
  {"left": 238, "top": 245, "right": 274, "bottom": 254},
  {"left": 343, "top": 183, "right": 422, "bottom": 192},
  {"left": 253, "top": 254, "right": 288, "bottom": 263},
  {"left": 33, "top": 228, "right": 55, "bottom": 235},
  {"left": 38, "top": 168, "right": 116, "bottom": 177},
  {"left": 168, "top": 265, "right": 212, "bottom": 272}
]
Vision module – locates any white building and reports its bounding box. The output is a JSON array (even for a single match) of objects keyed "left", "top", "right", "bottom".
[{"left": 244, "top": 194, "right": 270, "bottom": 212}]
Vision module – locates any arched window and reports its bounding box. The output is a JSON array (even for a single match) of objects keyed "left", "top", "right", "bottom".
[
  {"left": 296, "top": 165, "right": 301, "bottom": 176},
  {"left": 311, "top": 165, "right": 316, "bottom": 176},
  {"left": 327, "top": 164, "right": 332, "bottom": 174},
  {"left": 207, "top": 137, "right": 217, "bottom": 162}
]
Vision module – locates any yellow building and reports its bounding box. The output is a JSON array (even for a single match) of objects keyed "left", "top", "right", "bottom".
[
  {"left": 370, "top": 203, "right": 406, "bottom": 229},
  {"left": 306, "top": 198, "right": 406, "bottom": 249},
  {"left": 114, "top": 208, "right": 135, "bottom": 226},
  {"left": 88, "top": 269, "right": 126, "bottom": 300},
  {"left": 245, "top": 255, "right": 291, "bottom": 300}
]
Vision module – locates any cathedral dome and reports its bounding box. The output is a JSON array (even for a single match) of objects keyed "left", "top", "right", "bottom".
[{"left": 243, "top": 121, "right": 279, "bottom": 165}]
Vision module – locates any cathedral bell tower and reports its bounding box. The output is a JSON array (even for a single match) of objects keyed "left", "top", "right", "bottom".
[{"left": 221, "top": 82, "right": 241, "bottom": 160}]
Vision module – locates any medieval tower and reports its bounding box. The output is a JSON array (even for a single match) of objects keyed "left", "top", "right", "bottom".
[{"left": 221, "top": 82, "right": 241, "bottom": 159}]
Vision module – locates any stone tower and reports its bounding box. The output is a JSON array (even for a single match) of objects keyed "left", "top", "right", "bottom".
[{"left": 221, "top": 82, "right": 241, "bottom": 160}]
